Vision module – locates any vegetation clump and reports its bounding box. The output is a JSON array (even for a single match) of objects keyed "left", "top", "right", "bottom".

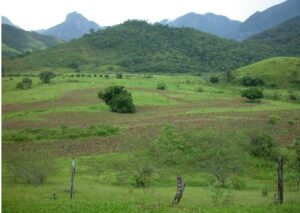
[
  {"left": 210, "top": 76, "right": 219, "bottom": 84},
  {"left": 5, "top": 150, "right": 57, "bottom": 185},
  {"left": 156, "top": 82, "right": 166, "bottom": 90},
  {"left": 16, "top": 77, "right": 32, "bottom": 90},
  {"left": 98, "top": 86, "right": 136, "bottom": 113},
  {"left": 39, "top": 71, "right": 56, "bottom": 83},
  {"left": 241, "top": 88, "right": 264, "bottom": 102},
  {"left": 241, "top": 76, "right": 265, "bottom": 87},
  {"left": 248, "top": 133, "right": 279, "bottom": 160},
  {"left": 116, "top": 73, "right": 123, "bottom": 79}
]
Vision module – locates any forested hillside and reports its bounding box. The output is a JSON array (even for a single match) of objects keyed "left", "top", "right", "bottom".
[{"left": 3, "top": 20, "right": 300, "bottom": 73}]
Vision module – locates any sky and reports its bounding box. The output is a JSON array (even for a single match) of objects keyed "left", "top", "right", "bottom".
[{"left": 1, "top": 0, "right": 286, "bottom": 31}]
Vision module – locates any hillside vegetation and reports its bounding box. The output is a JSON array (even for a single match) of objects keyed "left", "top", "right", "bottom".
[
  {"left": 4, "top": 19, "right": 299, "bottom": 74},
  {"left": 2, "top": 24, "right": 62, "bottom": 58},
  {"left": 233, "top": 57, "right": 300, "bottom": 87}
]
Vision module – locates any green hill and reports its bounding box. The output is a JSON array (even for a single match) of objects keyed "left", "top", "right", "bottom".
[
  {"left": 2, "top": 24, "right": 62, "bottom": 58},
  {"left": 2, "top": 20, "right": 300, "bottom": 73},
  {"left": 233, "top": 57, "right": 300, "bottom": 87}
]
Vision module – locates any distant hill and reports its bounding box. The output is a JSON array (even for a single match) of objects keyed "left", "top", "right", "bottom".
[
  {"left": 2, "top": 24, "right": 62, "bottom": 58},
  {"left": 2, "top": 20, "right": 300, "bottom": 73},
  {"left": 42, "top": 12, "right": 100, "bottom": 41},
  {"left": 161, "top": 12, "right": 242, "bottom": 39},
  {"left": 233, "top": 57, "right": 300, "bottom": 87},
  {"left": 245, "top": 16, "right": 300, "bottom": 56},
  {"left": 1, "top": 16, "right": 20, "bottom": 29},
  {"left": 235, "top": 0, "right": 300, "bottom": 40}
]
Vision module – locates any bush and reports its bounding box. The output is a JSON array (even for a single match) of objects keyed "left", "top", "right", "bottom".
[
  {"left": 39, "top": 71, "right": 56, "bottom": 83},
  {"left": 248, "top": 133, "right": 279, "bottom": 160},
  {"left": 150, "top": 125, "right": 186, "bottom": 166},
  {"left": 241, "top": 88, "right": 263, "bottom": 101},
  {"left": 68, "top": 61, "right": 79, "bottom": 69},
  {"left": 197, "top": 87, "right": 205, "bottom": 92},
  {"left": 98, "top": 86, "right": 136, "bottom": 113},
  {"left": 16, "top": 77, "right": 32, "bottom": 90},
  {"left": 5, "top": 150, "right": 57, "bottom": 185},
  {"left": 230, "top": 176, "right": 246, "bottom": 190},
  {"left": 116, "top": 73, "right": 123, "bottom": 79},
  {"left": 210, "top": 76, "right": 219, "bottom": 84},
  {"left": 156, "top": 82, "right": 166, "bottom": 90},
  {"left": 241, "top": 76, "right": 265, "bottom": 87}
]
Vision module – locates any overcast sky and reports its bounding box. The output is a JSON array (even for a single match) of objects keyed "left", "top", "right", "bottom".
[{"left": 1, "top": 0, "right": 286, "bottom": 31}]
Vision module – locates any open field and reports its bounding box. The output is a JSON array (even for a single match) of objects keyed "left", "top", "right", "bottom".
[{"left": 2, "top": 71, "right": 300, "bottom": 212}]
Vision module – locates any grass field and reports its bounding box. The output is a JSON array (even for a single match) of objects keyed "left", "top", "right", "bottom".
[{"left": 2, "top": 70, "right": 300, "bottom": 212}]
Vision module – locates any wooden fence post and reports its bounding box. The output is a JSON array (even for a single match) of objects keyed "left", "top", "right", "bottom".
[
  {"left": 70, "top": 159, "right": 76, "bottom": 199},
  {"left": 278, "top": 157, "right": 283, "bottom": 204},
  {"left": 172, "top": 176, "right": 185, "bottom": 205}
]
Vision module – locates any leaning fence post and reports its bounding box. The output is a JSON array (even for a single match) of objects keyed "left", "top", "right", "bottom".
[
  {"left": 172, "top": 176, "right": 185, "bottom": 205},
  {"left": 70, "top": 158, "right": 76, "bottom": 199},
  {"left": 278, "top": 157, "right": 283, "bottom": 204}
]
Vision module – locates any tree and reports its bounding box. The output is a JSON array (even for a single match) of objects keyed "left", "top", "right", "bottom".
[
  {"left": 16, "top": 77, "right": 32, "bottom": 90},
  {"left": 241, "top": 88, "right": 263, "bottom": 101},
  {"left": 39, "top": 71, "right": 56, "bottom": 84},
  {"left": 98, "top": 86, "right": 136, "bottom": 113}
]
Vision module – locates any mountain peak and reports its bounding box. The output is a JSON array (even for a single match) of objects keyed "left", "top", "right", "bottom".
[
  {"left": 43, "top": 12, "right": 100, "bottom": 41},
  {"left": 66, "top": 12, "right": 87, "bottom": 22}
]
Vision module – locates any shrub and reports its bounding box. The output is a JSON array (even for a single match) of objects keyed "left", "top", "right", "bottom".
[
  {"left": 39, "top": 71, "right": 56, "bottom": 83},
  {"left": 94, "top": 74, "right": 97, "bottom": 77},
  {"left": 197, "top": 87, "right": 204, "bottom": 92},
  {"left": 230, "top": 176, "right": 246, "bottom": 190},
  {"left": 5, "top": 150, "right": 57, "bottom": 185},
  {"left": 242, "top": 76, "right": 264, "bottom": 86},
  {"left": 262, "top": 185, "right": 269, "bottom": 197},
  {"left": 133, "top": 165, "right": 154, "bottom": 188},
  {"left": 116, "top": 73, "right": 123, "bottom": 79},
  {"left": 248, "top": 133, "right": 279, "bottom": 160},
  {"left": 68, "top": 61, "right": 79, "bottom": 69},
  {"left": 98, "top": 86, "right": 136, "bottom": 113},
  {"left": 270, "top": 83, "right": 278, "bottom": 88},
  {"left": 16, "top": 78, "right": 32, "bottom": 90},
  {"left": 156, "top": 82, "right": 166, "bottom": 90},
  {"left": 241, "top": 88, "right": 263, "bottom": 101},
  {"left": 210, "top": 76, "right": 219, "bottom": 84},
  {"left": 150, "top": 125, "right": 186, "bottom": 166}
]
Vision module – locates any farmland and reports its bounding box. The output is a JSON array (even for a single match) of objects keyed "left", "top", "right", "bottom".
[{"left": 2, "top": 68, "right": 300, "bottom": 212}]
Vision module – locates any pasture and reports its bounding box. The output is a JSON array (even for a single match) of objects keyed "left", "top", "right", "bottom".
[{"left": 2, "top": 71, "right": 300, "bottom": 212}]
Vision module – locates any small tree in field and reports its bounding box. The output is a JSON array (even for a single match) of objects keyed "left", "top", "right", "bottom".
[
  {"left": 241, "top": 88, "right": 263, "bottom": 102},
  {"left": 98, "top": 86, "right": 136, "bottom": 113},
  {"left": 39, "top": 71, "right": 56, "bottom": 84}
]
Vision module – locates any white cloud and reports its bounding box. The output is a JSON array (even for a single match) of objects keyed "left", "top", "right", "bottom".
[{"left": 1, "top": 0, "right": 286, "bottom": 31}]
